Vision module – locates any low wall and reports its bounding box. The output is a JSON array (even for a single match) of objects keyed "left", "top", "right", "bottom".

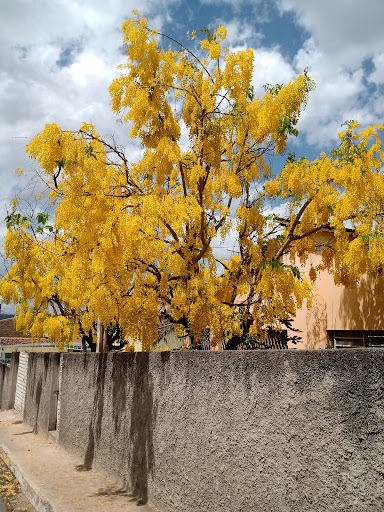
[
  {"left": 54, "top": 351, "right": 384, "bottom": 512},
  {"left": 23, "top": 353, "right": 60, "bottom": 434},
  {"left": 0, "top": 353, "right": 19, "bottom": 411}
]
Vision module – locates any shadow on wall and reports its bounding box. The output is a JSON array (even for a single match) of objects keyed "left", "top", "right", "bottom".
[
  {"left": 306, "top": 297, "right": 327, "bottom": 349},
  {"left": 28, "top": 353, "right": 52, "bottom": 434},
  {"left": 338, "top": 275, "right": 384, "bottom": 331},
  {"left": 76, "top": 354, "right": 108, "bottom": 472},
  {"left": 127, "top": 353, "right": 156, "bottom": 504},
  {"left": 76, "top": 353, "right": 156, "bottom": 505}
]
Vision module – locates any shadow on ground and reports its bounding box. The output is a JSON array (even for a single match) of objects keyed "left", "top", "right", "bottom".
[{"left": 92, "top": 485, "right": 148, "bottom": 506}]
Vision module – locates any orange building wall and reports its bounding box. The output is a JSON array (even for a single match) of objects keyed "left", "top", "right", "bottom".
[{"left": 284, "top": 231, "right": 384, "bottom": 349}]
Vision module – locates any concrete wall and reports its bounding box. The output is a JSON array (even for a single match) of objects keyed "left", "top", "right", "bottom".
[
  {"left": 0, "top": 352, "right": 19, "bottom": 411},
  {"left": 23, "top": 353, "right": 60, "bottom": 435},
  {"left": 54, "top": 351, "right": 384, "bottom": 512}
]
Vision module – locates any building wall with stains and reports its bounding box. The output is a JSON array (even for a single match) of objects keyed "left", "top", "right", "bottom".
[
  {"left": 23, "top": 353, "right": 61, "bottom": 435},
  {"left": 282, "top": 230, "right": 384, "bottom": 349},
  {"left": 0, "top": 352, "right": 19, "bottom": 411}
]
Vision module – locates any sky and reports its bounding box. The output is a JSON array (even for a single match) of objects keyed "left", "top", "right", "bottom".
[{"left": 1, "top": 0, "right": 384, "bottom": 313}]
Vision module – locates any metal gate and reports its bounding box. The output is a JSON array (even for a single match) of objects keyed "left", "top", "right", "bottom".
[
  {"left": 201, "top": 329, "right": 211, "bottom": 350},
  {"left": 14, "top": 352, "right": 29, "bottom": 415}
]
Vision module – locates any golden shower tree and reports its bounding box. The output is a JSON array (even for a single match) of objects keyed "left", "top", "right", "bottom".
[{"left": 1, "top": 13, "right": 384, "bottom": 349}]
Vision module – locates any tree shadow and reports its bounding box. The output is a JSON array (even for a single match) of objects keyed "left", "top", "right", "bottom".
[
  {"left": 74, "top": 353, "right": 156, "bottom": 507},
  {"left": 305, "top": 297, "right": 328, "bottom": 349},
  {"left": 338, "top": 275, "right": 384, "bottom": 332},
  {"left": 92, "top": 485, "right": 149, "bottom": 506},
  {"left": 127, "top": 353, "right": 156, "bottom": 505},
  {"left": 75, "top": 354, "right": 107, "bottom": 471},
  {"left": 95, "top": 485, "right": 131, "bottom": 496}
]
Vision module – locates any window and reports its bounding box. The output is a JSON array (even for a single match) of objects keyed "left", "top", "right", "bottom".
[{"left": 328, "top": 330, "right": 384, "bottom": 348}]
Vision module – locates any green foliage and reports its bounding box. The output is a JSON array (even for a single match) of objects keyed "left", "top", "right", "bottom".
[
  {"left": 181, "top": 56, "right": 199, "bottom": 72},
  {"left": 36, "top": 213, "right": 49, "bottom": 225},
  {"left": 200, "top": 27, "right": 215, "bottom": 42},
  {"left": 287, "top": 152, "right": 296, "bottom": 163},
  {"left": 5, "top": 213, "right": 30, "bottom": 229},
  {"left": 246, "top": 85, "right": 254, "bottom": 101},
  {"left": 360, "top": 232, "right": 384, "bottom": 243},
  {"left": 35, "top": 213, "right": 55, "bottom": 234},
  {"left": 302, "top": 67, "right": 315, "bottom": 93},
  {"left": 106, "top": 321, "right": 126, "bottom": 350},
  {"left": 278, "top": 115, "right": 299, "bottom": 137},
  {"left": 4, "top": 210, "right": 52, "bottom": 233},
  {"left": 331, "top": 120, "right": 368, "bottom": 164},
  {"left": 260, "top": 260, "right": 301, "bottom": 279},
  {"left": 263, "top": 83, "right": 283, "bottom": 96},
  {"left": 286, "top": 264, "right": 301, "bottom": 280},
  {"left": 85, "top": 145, "right": 97, "bottom": 159},
  {"left": 56, "top": 158, "right": 66, "bottom": 169},
  {"left": 242, "top": 335, "right": 263, "bottom": 349}
]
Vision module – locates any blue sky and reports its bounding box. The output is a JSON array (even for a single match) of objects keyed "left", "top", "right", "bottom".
[{"left": 1, "top": 0, "right": 384, "bottom": 312}]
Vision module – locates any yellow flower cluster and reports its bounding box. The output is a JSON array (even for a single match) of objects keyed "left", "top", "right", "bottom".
[{"left": 1, "top": 14, "right": 383, "bottom": 349}]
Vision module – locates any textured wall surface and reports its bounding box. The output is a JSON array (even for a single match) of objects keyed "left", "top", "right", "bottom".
[
  {"left": 23, "top": 353, "right": 60, "bottom": 435},
  {"left": 57, "top": 350, "right": 384, "bottom": 512},
  {"left": 0, "top": 352, "right": 19, "bottom": 411}
]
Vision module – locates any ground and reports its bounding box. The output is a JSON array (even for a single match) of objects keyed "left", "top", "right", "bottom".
[{"left": 0, "top": 459, "right": 34, "bottom": 512}]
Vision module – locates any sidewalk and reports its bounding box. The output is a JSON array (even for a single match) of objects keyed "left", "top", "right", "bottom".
[{"left": 0, "top": 409, "right": 159, "bottom": 512}]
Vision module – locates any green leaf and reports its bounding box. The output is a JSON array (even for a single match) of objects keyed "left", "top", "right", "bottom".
[
  {"left": 36, "top": 213, "right": 49, "bottom": 225},
  {"left": 246, "top": 85, "right": 254, "bottom": 101},
  {"left": 259, "top": 260, "right": 301, "bottom": 279},
  {"left": 287, "top": 152, "right": 296, "bottom": 163},
  {"left": 263, "top": 83, "right": 283, "bottom": 96},
  {"left": 200, "top": 27, "right": 214, "bottom": 42},
  {"left": 5, "top": 213, "right": 30, "bottom": 229},
  {"left": 56, "top": 158, "right": 66, "bottom": 169},
  {"left": 85, "top": 145, "right": 97, "bottom": 160},
  {"left": 286, "top": 264, "right": 301, "bottom": 279},
  {"left": 278, "top": 116, "right": 299, "bottom": 137},
  {"left": 360, "top": 233, "right": 384, "bottom": 243}
]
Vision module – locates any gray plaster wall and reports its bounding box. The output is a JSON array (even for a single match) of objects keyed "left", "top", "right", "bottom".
[
  {"left": 0, "top": 353, "right": 19, "bottom": 411},
  {"left": 57, "top": 350, "right": 384, "bottom": 512},
  {"left": 23, "top": 353, "right": 60, "bottom": 435}
]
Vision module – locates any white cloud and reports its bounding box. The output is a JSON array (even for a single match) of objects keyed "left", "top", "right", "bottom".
[
  {"left": 209, "top": 2, "right": 384, "bottom": 148},
  {"left": 212, "top": 18, "right": 264, "bottom": 47},
  {"left": 0, "top": 0, "right": 181, "bottom": 300},
  {"left": 251, "top": 47, "right": 295, "bottom": 96},
  {"left": 275, "top": 0, "right": 384, "bottom": 146},
  {"left": 294, "top": 38, "right": 369, "bottom": 145},
  {"left": 371, "top": 53, "right": 384, "bottom": 84},
  {"left": 277, "top": 0, "right": 384, "bottom": 64},
  {"left": 0, "top": 0, "right": 179, "bottom": 187}
]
